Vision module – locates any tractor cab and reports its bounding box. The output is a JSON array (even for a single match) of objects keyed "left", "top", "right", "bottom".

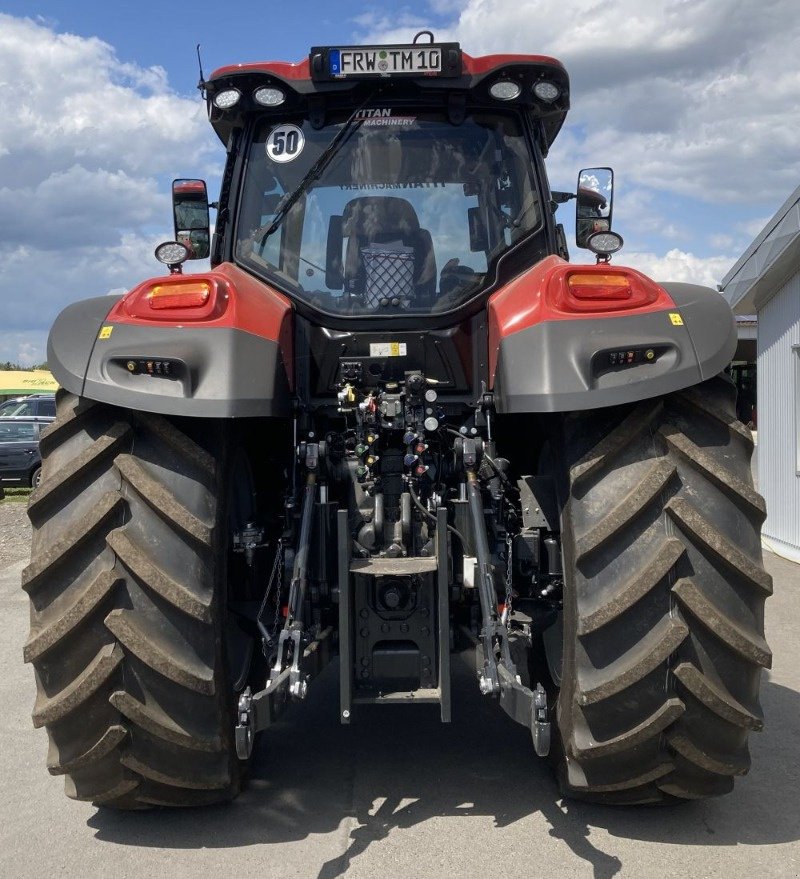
[{"left": 200, "top": 36, "right": 571, "bottom": 320}]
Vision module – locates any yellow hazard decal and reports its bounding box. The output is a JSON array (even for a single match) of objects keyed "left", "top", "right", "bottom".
[
  {"left": 668, "top": 312, "right": 684, "bottom": 326},
  {"left": 98, "top": 325, "right": 114, "bottom": 339}
]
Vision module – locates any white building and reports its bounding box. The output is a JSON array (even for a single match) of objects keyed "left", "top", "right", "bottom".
[{"left": 721, "top": 184, "right": 800, "bottom": 562}]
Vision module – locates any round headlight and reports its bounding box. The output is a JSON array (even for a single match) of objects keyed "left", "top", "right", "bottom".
[
  {"left": 213, "top": 88, "right": 241, "bottom": 109},
  {"left": 489, "top": 80, "right": 522, "bottom": 101},
  {"left": 254, "top": 86, "right": 286, "bottom": 107},
  {"left": 533, "top": 81, "right": 560, "bottom": 103},
  {"left": 154, "top": 241, "right": 189, "bottom": 266},
  {"left": 587, "top": 231, "right": 624, "bottom": 256}
]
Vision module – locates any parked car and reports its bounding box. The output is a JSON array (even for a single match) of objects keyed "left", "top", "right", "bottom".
[
  {"left": 0, "top": 393, "right": 56, "bottom": 419},
  {"left": 0, "top": 417, "right": 46, "bottom": 487}
]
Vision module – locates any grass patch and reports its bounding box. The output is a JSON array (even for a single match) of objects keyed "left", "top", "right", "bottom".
[{"left": 1, "top": 487, "right": 31, "bottom": 503}]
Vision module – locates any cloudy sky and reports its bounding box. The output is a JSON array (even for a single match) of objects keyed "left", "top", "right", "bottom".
[{"left": 1, "top": 0, "right": 798, "bottom": 364}]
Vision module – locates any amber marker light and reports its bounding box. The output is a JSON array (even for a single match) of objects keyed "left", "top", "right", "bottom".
[
  {"left": 567, "top": 273, "right": 631, "bottom": 300},
  {"left": 148, "top": 280, "right": 212, "bottom": 310}
]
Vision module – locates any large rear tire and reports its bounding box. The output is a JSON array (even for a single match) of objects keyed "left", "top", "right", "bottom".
[
  {"left": 24, "top": 391, "right": 255, "bottom": 808},
  {"left": 551, "top": 375, "right": 771, "bottom": 803}
]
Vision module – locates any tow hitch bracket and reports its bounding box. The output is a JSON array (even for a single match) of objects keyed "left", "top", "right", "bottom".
[
  {"left": 496, "top": 662, "right": 551, "bottom": 757},
  {"left": 235, "top": 626, "right": 333, "bottom": 759},
  {"left": 532, "top": 683, "right": 551, "bottom": 757},
  {"left": 463, "top": 627, "right": 551, "bottom": 758}
]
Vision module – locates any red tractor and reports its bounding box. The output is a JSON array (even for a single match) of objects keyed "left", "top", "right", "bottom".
[{"left": 25, "top": 35, "right": 771, "bottom": 808}]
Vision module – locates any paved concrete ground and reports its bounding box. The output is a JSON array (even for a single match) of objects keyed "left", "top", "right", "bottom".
[{"left": 2, "top": 539, "right": 798, "bottom": 878}]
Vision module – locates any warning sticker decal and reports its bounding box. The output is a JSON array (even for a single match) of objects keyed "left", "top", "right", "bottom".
[{"left": 370, "top": 342, "right": 407, "bottom": 357}]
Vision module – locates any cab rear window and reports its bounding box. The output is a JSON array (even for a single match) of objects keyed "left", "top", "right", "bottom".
[{"left": 236, "top": 110, "right": 542, "bottom": 317}]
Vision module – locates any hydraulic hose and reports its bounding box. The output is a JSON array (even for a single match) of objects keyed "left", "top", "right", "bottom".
[{"left": 407, "top": 479, "right": 467, "bottom": 549}]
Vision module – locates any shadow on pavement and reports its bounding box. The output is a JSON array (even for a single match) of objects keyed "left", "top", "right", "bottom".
[{"left": 88, "top": 662, "right": 800, "bottom": 879}]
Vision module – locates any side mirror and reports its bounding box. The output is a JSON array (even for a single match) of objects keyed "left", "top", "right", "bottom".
[
  {"left": 172, "top": 179, "right": 210, "bottom": 260},
  {"left": 575, "top": 167, "right": 613, "bottom": 249}
]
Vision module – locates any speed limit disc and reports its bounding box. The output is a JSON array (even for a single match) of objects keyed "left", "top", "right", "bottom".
[{"left": 266, "top": 124, "right": 305, "bottom": 163}]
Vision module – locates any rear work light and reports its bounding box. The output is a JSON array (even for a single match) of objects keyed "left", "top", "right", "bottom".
[
  {"left": 533, "top": 80, "right": 560, "bottom": 103},
  {"left": 254, "top": 86, "right": 286, "bottom": 106},
  {"left": 213, "top": 88, "right": 241, "bottom": 109},
  {"left": 489, "top": 80, "right": 522, "bottom": 101},
  {"left": 567, "top": 273, "right": 631, "bottom": 301},
  {"left": 148, "top": 281, "right": 211, "bottom": 310}
]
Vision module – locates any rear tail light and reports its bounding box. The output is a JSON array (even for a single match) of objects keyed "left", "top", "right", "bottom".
[
  {"left": 116, "top": 275, "right": 228, "bottom": 322},
  {"left": 148, "top": 281, "right": 211, "bottom": 310},
  {"left": 556, "top": 268, "right": 659, "bottom": 313},
  {"left": 567, "top": 273, "right": 631, "bottom": 301}
]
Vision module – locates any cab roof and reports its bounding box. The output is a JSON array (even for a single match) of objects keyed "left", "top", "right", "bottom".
[{"left": 205, "top": 46, "right": 569, "bottom": 153}]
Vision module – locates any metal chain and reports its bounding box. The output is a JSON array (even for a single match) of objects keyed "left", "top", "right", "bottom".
[
  {"left": 256, "top": 539, "right": 284, "bottom": 646},
  {"left": 503, "top": 532, "right": 513, "bottom": 626}
]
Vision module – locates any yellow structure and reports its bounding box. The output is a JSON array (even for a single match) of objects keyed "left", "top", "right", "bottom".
[{"left": 0, "top": 370, "right": 59, "bottom": 395}]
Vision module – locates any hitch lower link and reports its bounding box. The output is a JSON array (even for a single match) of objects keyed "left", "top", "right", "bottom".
[
  {"left": 267, "top": 459, "right": 319, "bottom": 698},
  {"left": 463, "top": 453, "right": 551, "bottom": 757},
  {"left": 235, "top": 448, "right": 330, "bottom": 760}
]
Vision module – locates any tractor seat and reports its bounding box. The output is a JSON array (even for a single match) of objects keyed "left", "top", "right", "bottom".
[{"left": 339, "top": 197, "right": 436, "bottom": 307}]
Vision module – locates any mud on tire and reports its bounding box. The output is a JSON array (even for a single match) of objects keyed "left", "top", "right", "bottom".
[
  {"left": 23, "top": 391, "right": 245, "bottom": 808},
  {"left": 554, "top": 375, "right": 771, "bottom": 803}
]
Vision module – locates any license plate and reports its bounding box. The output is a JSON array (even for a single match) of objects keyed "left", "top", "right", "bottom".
[{"left": 329, "top": 46, "right": 442, "bottom": 77}]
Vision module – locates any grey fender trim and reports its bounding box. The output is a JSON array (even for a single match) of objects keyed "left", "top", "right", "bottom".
[
  {"left": 493, "top": 287, "right": 736, "bottom": 413},
  {"left": 658, "top": 282, "right": 737, "bottom": 379},
  {"left": 48, "top": 300, "right": 292, "bottom": 418},
  {"left": 47, "top": 296, "right": 122, "bottom": 398}
]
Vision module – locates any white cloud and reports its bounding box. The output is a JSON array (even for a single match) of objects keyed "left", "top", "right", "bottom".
[
  {"left": 0, "top": 15, "right": 215, "bottom": 183},
  {"left": 363, "top": 1, "right": 800, "bottom": 205},
  {"left": 709, "top": 233, "right": 735, "bottom": 250},
  {"left": 0, "top": 166, "right": 166, "bottom": 250},
  {"left": 353, "top": 11, "right": 432, "bottom": 36},
  {"left": 2, "top": 232, "right": 166, "bottom": 331},
  {"left": 621, "top": 249, "right": 736, "bottom": 289},
  {"left": 0, "top": 14, "right": 218, "bottom": 362},
  {"left": 0, "top": 333, "right": 47, "bottom": 368}
]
